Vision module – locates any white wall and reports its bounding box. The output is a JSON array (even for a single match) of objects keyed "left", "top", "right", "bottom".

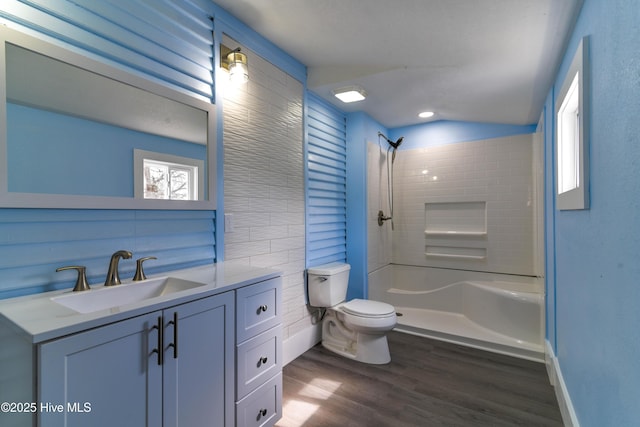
[{"left": 220, "top": 40, "right": 313, "bottom": 350}]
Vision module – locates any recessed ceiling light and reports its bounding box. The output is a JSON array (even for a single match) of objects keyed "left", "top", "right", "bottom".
[
  {"left": 418, "top": 111, "right": 435, "bottom": 118},
  {"left": 333, "top": 86, "right": 367, "bottom": 103}
]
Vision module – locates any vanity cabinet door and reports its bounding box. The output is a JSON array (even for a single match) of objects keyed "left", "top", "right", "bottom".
[
  {"left": 162, "top": 291, "right": 235, "bottom": 427},
  {"left": 38, "top": 312, "right": 163, "bottom": 427},
  {"left": 37, "top": 291, "right": 236, "bottom": 427}
]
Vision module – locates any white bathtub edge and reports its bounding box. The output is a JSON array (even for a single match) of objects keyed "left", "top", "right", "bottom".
[
  {"left": 545, "top": 340, "right": 580, "bottom": 427},
  {"left": 395, "top": 320, "right": 545, "bottom": 363},
  {"left": 389, "top": 281, "right": 542, "bottom": 303}
]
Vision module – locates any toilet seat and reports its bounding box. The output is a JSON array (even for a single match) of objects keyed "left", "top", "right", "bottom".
[
  {"left": 340, "top": 299, "right": 395, "bottom": 318},
  {"left": 333, "top": 299, "right": 397, "bottom": 334}
]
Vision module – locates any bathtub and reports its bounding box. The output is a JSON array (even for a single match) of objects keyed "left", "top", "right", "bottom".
[{"left": 369, "top": 265, "right": 544, "bottom": 361}]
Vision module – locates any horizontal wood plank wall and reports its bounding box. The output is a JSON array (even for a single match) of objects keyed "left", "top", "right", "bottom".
[
  {"left": 0, "top": 0, "right": 214, "bottom": 100},
  {"left": 0, "top": 1, "right": 217, "bottom": 299},
  {"left": 306, "top": 93, "right": 347, "bottom": 266},
  {"left": 0, "top": 209, "right": 215, "bottom": 299}
]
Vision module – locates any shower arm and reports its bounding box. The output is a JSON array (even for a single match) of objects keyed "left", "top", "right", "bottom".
[{"left": 377, "top": 132, "right": 404, "bottom": 149}]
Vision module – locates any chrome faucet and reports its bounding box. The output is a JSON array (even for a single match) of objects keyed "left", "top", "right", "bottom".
[{"left": 105, "top": 250, "right": 132, "bottom": 286}]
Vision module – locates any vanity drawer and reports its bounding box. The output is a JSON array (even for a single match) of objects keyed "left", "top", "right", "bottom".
[
  {"left": 236, "top": 278, "right": 281, "bottom": 343},
  {"left": 237, "top": 326, "right": 282, "bottom": 400},
  {"left": 236, "top": 372, "right": 282, "bottom": 427}
]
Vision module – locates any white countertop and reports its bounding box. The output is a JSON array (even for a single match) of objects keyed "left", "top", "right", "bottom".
[{"left": 0, "top": 262, "right": 281, "bottom": 343}]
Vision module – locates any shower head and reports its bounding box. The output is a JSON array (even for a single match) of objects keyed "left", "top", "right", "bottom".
[
  {"left": 391, "top": 136, "right": 404, "bottom": 149},
  {"left": 378, "top": 132, "right": 404, "bottom": 149}
]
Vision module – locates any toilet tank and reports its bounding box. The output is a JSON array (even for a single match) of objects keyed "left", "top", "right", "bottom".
[{"left": 307, "top": 262, "right": 351, "bottom": 307}]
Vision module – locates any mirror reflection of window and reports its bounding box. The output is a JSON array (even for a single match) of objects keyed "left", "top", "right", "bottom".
[
  {"left": 134, "top": 149, "right": 204, "bottom": 201},
  {"left": 143, "top": 159, "right": 198, "bottom": 200}
]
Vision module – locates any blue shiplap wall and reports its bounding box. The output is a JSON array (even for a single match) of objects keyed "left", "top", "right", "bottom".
[
  {"left": 0, "top": 0, "right": 215, "bottom": 100},
  {"left": 0, "top": 1, "right": 217, "bottom": 299},
  {"left": 306, "top": 93, "right": 347, "bottom": 266},
  {"left": 0, "top": 209, "right": 215, "bottom": 299}
]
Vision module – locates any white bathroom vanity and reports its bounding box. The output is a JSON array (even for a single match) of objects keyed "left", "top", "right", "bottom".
[{"left": 0, "top": 263, "right": 282, "bottom": 427}]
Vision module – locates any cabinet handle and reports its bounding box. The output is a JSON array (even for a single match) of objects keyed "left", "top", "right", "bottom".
[
  {"left": 167, "top": 311, "right": 178, "bottom": 359},
  {"left": 257, "top": 408, "right": 267, "bottom": 420},
  {"left": 257, "top": 356, "right": 268, "bottom": 367},
  {"left": 151, "top": 316, "right": 164, "bottom": 366},
  {"left": 257, "top": 304, "right": 268, "bottom": 314}
]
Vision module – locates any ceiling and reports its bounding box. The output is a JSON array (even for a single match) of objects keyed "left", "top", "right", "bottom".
[{"left": 214, "top": 0, "right": 582, "bottom": 129}]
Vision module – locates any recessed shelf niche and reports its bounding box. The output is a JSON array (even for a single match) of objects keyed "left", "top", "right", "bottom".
[
  {"left": 424, "top": 201, "right": 488, "bottom": 260},
  {"left": 424, "top": 201, "right": 487, "bottom": 236}
]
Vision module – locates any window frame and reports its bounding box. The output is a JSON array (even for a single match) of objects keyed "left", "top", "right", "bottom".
[{"left": 555, "top": 36, "right": 590, "bottom": 210}]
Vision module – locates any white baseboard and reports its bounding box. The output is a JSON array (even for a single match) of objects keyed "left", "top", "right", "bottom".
[
  {"left": 282, "top": 324, "right": 321, "bottom": 366},
  {"left": 545, "top": 340, "right": 580, "bottom": 427}
]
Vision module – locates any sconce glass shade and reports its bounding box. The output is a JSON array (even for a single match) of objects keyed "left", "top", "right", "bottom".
[{"left": 227, "top": 50, "right": 248, "bottom": 84}]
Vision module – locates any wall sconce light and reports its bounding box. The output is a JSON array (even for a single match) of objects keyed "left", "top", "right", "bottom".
[
  {"left": 220, "top": 44, "right": 248, "bottom": 84},
  {"left": 333, "top": 85, "right": 367, "bottom": 103}
]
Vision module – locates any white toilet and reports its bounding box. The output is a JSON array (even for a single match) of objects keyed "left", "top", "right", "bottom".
[{"left": 307, "top": 262, "right": 397, "bottom": 364}]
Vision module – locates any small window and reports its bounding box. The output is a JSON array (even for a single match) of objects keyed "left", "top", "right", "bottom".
[
  {"left": 557, "top": 73, "right": 580, "bottom": 195},
  {"left": 134, "top": 150, "right": 204, "bottom": 201},
  {"left": 556, "top": 37, "right": 589, "bottom": 210}
]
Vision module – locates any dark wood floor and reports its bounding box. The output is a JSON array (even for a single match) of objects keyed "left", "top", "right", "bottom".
[{"left": 276, "top": 331, "right": 563, "bottom": 427}]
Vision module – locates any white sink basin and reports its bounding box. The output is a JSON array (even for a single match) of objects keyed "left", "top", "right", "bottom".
[{"left": 51, "top": 277, "right": 206, "bottom": 314}]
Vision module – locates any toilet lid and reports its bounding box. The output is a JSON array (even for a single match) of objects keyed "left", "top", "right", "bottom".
[{"left": 341, "top": 299, "right": 395, "bottom": 317}]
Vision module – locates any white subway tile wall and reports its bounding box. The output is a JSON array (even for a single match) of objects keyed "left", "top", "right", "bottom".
[
  {"left": 369, "top": 134, "right": 535, "bottom": 276},
  {"left": 222, "top": 45, "right": 307, "bottom": 341}
]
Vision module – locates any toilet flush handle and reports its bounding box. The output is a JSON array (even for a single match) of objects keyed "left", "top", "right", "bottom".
[{"left": 318, "top": 276, "right": 328, "bottom": 282}]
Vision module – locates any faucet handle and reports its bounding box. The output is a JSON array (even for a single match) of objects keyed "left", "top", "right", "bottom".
[
  {"left": 56, "top": 266, "right": 91, "bottom": 292},
  {"left": 133, "top": 256, "right": 157, "bottom": 281}
]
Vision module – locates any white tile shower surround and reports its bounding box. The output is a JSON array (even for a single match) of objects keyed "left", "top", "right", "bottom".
[
  {"left": 222, "top": 41, "right": 309, "bottom": 342},
  {"left": 369, "top": 134, "right": 536, "bottom": 276}
]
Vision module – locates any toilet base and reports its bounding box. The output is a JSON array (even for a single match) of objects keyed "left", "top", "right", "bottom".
[
  {"left": 322, "top": 333, "right": 391, "bottom": 365},
  {"left": 322, "top": 312, "right": 392, "bottom": 364}
]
